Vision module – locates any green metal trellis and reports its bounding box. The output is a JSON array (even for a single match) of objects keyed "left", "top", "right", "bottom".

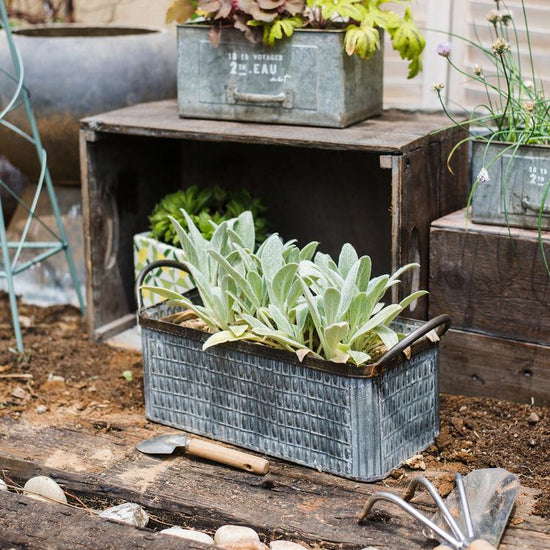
[{"left": 0, "top": 1, "right": 85, "bottom": 352}]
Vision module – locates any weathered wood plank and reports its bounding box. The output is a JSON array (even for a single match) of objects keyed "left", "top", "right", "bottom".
[
  {"left": 0, "top": 418, "right": 548, "bottom": 549},
  {"left": 80, "top": 133, "right": 183, "bottom": 334},
  {"left": 429, "top": 209, "right": 550, "bottom": 345},
  {"left": 81, "top": 100, "right": 455, "bottom": 154},
  {"left": 0, "top": 491, "right": 205, "bottom": 550},
  {"left": 438, "top": 328, "right": 550, "bottom": 405},
  {"left": 394, "top": 127, "right": 469, "bottom": 319}
]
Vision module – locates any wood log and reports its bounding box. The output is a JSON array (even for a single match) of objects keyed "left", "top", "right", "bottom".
[
  {"left": 0, "top": 417, "right": 548, "bottom": 549},
  {"left": 0, "top": 491, "right": 206, "bottom": 550}
]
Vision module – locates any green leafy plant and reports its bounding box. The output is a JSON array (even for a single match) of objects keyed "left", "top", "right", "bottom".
[
  {"left": 166, "top": 0, "right": 425, "bottom": 78},
  {"left": 432, "top": 0, "right": 549, "bottom": 270},
  {"left": 142, "top": 209, "right": 427, "bottom": 366},
  {"left": 149, "top": 185, "right": 269, "bottom": 246}
]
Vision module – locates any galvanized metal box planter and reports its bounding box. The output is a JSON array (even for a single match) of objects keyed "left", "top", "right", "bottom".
[
  {"left": 137, "top": 267, "right": 449, "bottom": 481},
  {"left": 471, "top": 140, "right": 550, "bottom": 231},
  {"left": 177, "top": 25, "right": 383, "bottom": 128},
  {"left": 133, "top": 233, "right": 193, "bottom": 308}
]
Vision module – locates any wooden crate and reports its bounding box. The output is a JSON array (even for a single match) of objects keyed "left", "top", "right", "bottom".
[
  {"left": 80, "top": 100, "right": 468, "bottom": 340},
  {"left": 430, "top": 209, "right": 550, "bottom": 404}
]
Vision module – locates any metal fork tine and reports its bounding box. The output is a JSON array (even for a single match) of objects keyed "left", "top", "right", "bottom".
[
  {"left": 455, "top": 473, "right": 475, "bottom": 540},
  {"left": 403, "top": 475, "right": 466, "bottom": 542},
  {"left": 358, "top": 492, "right": 462, "bottom": 549}
]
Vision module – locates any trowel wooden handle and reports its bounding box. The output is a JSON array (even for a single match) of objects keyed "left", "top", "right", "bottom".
[
  {"left": 435, "top": 542, "right": 496, "bottom": 550},
  {"left": 186, "top": 438, "right": 270, "bottom": 475}
]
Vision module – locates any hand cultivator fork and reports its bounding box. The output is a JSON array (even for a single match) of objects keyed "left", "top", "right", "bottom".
[{"left": 358, "top": 470, "right": 520, "bottom": 550}]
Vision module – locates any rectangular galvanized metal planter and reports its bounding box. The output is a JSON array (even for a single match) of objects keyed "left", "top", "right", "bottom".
[
  {"left": 471, "top": 140, "right": 550, "bottom": 230},
  {"left": 133, "top": 233, "right": 193, "bottom": 308},
  {"left": 139, "top": 300, "right": 445, "bottom": 481},
  {"left": 177, "top": 25, "right": 383, "bottom": 128}
]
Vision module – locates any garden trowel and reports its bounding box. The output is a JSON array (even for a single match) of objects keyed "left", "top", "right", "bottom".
[
  {"left": 136, "top": 433, "right": 270, "bottom": 475},
  {"left": 358, "top": 468, "right": 519, "bottom": 549}
]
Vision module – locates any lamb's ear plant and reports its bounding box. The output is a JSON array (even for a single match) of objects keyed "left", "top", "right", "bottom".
[{"left": 142, "top": 209, "right": 427, "bottom": 367}]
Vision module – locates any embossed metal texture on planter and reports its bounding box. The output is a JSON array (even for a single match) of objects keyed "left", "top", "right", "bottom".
[
  {"left": 139, "top": 304, "right": 441, "bottom": 481},
  {"left": 177, "top": 25, "right": 383, "bottom": 128},
  {"left": 471, "top": 140, "right": 550, "bottom": 231}
]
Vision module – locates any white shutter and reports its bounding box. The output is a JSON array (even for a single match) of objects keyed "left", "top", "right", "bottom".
[{"left": 383, "top": 0, "right": 550, "bottom": 112}]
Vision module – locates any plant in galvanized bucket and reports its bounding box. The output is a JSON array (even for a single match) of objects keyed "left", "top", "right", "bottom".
[
  {"left": 431, "top": 0, "right": 550, "bottom": 269},
  {"left": 141, "top": 208, "right": 427, "bottom": 366},
  {"left": 167, "top": 0, "right": 424, "bottom": 77}
]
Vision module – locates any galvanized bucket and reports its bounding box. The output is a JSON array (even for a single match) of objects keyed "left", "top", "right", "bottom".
[
  {"left": 137, "top": 260, "right": 449, "bottom": 481},
  {"left": 471, "top": 140, "right": 550, "bottom": 231},
  {"left": 177, "top": 25, "right": 383, "bottom": 128}
]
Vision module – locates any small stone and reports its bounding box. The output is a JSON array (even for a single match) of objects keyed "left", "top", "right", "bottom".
[
  {"left": 23, "top": 476, "right": 67, "bottom": 504},
  {"left": 47, "top": 374, "right": 65, "bottom": 383},
  {"left": 36, "top": 405, "right": 48, "bottom": 414},
  {"left": 99, "top": 502, "right": 149, "bottom": 527},
  {"left": 221, "top": 543, "right": 268, "bottom": 550},
  {"left": 528, "top": 439, "right": 536, "bottom": 447},
  {"left": 160, "top": 527, "right": 214, "bottom": 544},
  {"left": 527, "top": 412, "right": 540, "bottom": 424},
  {"left": 0, "top": 479, "right": 8, "bottom": 492},
  {"left": 215, "top": 525, "right": 260, "bottom": 546},
  {"left": 11, "top": 386, "right": 29, "bottom": 400},
  {"left": 270, "top": 542, "right": 308, "bottom": 550},
  {"left": 402, "top": 454, "right": 426, "bottom": 471}
]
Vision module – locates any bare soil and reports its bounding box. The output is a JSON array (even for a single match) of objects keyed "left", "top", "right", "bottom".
[{"left": 0, "top": 292, "right": 548, "bottom": 517}]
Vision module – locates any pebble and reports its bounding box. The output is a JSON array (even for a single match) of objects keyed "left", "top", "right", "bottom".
[
  {"left": 220, "top": 543, "right": 269, "bottom": 550},
  {"left": 0, "top": 479, "right": 7, "bottom": 492},
  {"left": 527, "top": 412, "right": 540, "bottom": 424},
  {"left": 47, "top": 374, "right": 65, "bottom": 383},
  {"left": 270, "top": 542, "right": 309, "bottom": 550},
  {"left": 99, "top": 502, "right": 149, "bottom": 527},
  {"left": 402, "top": 454, "right": 426, "bottom": 471},
  {"left": 215, "top": 525, "right": 260, "bottom": 546},
  {"left": 528, "top": 439, "right": 537, "bottom": 447},
  {"left": 23, "top": 476, "right": 67, "bottom": 504},
  {"left": 36, "top": 405, "right": 48, "bottom": 414},
  {"left": 160, "top": 527, "right": 214, "bottom": 544}
]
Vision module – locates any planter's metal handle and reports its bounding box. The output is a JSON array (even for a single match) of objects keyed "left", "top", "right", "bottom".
[
  {"left": 226, "top": 86, "right": 294, "bottom": 108},
  {"left": 522, "top": 196, "right": 550, "bottom": 216},
  {"left": 136, "top": 259, "right": 191, "bottom": 312},
  {"left": 372, "top": 315, "right": 452, "bottom": 367}
]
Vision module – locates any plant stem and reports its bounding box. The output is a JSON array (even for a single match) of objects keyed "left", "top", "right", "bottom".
[{"left": 519, "top": 0, "right": 537, "bottom": 96}]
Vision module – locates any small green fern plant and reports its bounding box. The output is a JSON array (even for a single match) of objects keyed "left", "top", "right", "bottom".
[{"left": 149, "top": 185, "right": 269, "bottom": 246}]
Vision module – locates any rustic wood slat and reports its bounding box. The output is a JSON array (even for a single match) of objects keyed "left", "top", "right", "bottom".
[
  {"left": 429, "top": 209, "right": 550, "bottom": 345},
  {"left": 438, "top": 328, "right": 550, "bottom": 405},
  {"left": 394, "top": 127, "right": 469, "bottom": 318},
  {"left": 80, "top": 100, "right": 455, "bottom": 154},
  {"left": 0, "top": 418, "right": 548, "bottom": 549}
]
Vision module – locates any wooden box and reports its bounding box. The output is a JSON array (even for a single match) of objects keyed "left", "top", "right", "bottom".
[
  {"left": 430, "top": 209, "right": 550, "bottom": 404},
  {"left": 80, "top": 100, "right": 468, "bottom": 340}
]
